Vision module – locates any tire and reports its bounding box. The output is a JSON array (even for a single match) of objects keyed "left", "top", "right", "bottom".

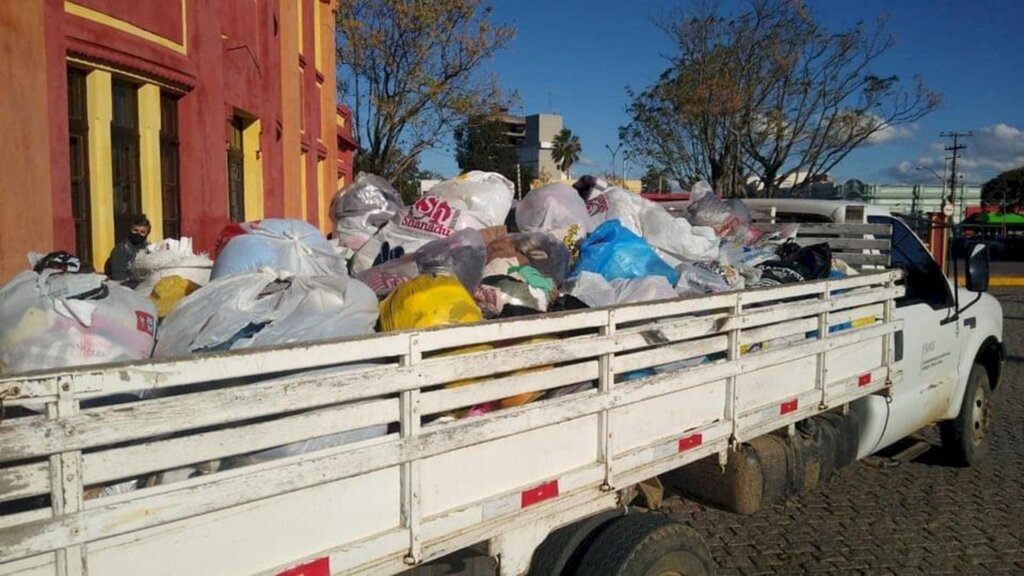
[
  {"left": 574, "top": 513, "right": 715, "bottom": 576},
  {"left": 940, "top": 364, "right": 992, "bottom": 466},
  {"left": 529, "top": 509, "right": 623, "bottom": 576}
]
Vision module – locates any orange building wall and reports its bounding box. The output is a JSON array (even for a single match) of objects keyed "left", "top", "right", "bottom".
[{"left": 0, "top": 2, "right": 57, "bottom": 278}]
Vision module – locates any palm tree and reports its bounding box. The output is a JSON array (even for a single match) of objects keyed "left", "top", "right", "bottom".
[{"left": 551, "top": 128, "right": 581, "bottom": 179}]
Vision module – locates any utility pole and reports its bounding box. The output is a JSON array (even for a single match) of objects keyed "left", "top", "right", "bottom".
[
  {"left": 941, "top": 131, "right": 971, "bottom": 217},
  {"left": 939, "top": 131, "right": 971, "bottom": 276}
]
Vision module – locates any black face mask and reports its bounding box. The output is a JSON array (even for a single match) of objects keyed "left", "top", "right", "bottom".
[{"left": 128, "top": 233, "right": 147, "bottom": 247}]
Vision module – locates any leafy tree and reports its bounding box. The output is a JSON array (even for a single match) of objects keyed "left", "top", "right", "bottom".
[
  {"left": 981, "top": 166, "right": 1024, "bottom": 212},
  {"left": 355, "top": 150, "right": 439, "bottom": 204},
  {"left": 640, "top": 166, "right": 671, "bottom": 193},
  {"left": 551, "top": 128, "right": 582, "bottom": 178},
  {"left": 454, "top": 115, "right": 533, "bottom": 195},
  {"left": 337, "top": 0, "right": 514, "bottom": 180},
  {"left": 621, "top": 0, "right": 941, "bottom": 197}
]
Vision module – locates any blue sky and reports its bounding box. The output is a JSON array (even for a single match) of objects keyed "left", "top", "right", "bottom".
[{"left": 418, "top": 0, "right": 1024, "bottom": 187}]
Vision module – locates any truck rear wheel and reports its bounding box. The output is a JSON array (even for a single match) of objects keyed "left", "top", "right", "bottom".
[
  {"left": 528, "top": 509, "right": 623, "bottom": 575},
  {"left": 940, "top": 364, "right": 991, "bottom": 467},
  {"left": 574, "top": 513, "right": 715, "bottom": 576}
]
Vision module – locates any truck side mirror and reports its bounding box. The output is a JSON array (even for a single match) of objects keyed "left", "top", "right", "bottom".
[{"left": 965, "top": 243, "right": 990, "bottom": 292}]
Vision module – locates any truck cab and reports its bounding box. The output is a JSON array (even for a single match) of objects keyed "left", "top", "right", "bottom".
[{"left": 743, "top": 199, "right": 1005, "bottom": 464}]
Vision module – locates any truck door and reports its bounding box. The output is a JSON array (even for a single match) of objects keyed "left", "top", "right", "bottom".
[{"left": 863, "top": 216, "right": 961, "bottom": 452}]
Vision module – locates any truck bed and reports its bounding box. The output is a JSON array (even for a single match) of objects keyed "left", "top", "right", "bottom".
[{"left": 0, "top": 267, "right": 903, "bottom": 576}]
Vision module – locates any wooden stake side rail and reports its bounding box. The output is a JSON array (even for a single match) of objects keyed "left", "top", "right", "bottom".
[{"left": 0, "top": 270, "right": 903, "bottom": 576}]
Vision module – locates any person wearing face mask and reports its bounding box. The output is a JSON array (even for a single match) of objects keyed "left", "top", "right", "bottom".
[{"left": 105, "top": 215, "right": 152, "bottom": 285}]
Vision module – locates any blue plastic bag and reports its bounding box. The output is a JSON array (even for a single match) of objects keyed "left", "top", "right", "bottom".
[{"left": 572, "top": 219, "right": 679, "bottom": 285}]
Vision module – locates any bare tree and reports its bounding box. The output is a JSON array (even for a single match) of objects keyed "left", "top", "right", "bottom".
[
  {"left": 623, "top": 0, "right": 941, "bottom": 197},
  {"left": 337, "top": 0, "right": 514, "bottom": 179}
]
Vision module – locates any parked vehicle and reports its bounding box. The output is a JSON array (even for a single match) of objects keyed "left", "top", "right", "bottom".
[{"left": 0, "top": 201, "right": 1002, "bottom": 576}]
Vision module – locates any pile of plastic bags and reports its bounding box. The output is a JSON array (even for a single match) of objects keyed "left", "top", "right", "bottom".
[{"left": 0, "top": 172, "right": 865, "bottom": 478}]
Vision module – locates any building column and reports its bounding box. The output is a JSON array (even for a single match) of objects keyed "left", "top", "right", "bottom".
[
  {"left": 138, "top": 84, "right": 164, "bottom": 242},
  {"left": 86, "top": 69, "right": 115, "bottom": 271},
  {"left": 243, "top": 119, "right": 264, "bottom": 221}
]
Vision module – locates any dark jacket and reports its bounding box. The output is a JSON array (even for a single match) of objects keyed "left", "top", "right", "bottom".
[{"left": 105, "top": 238, "right": 146, "bottom": 281}]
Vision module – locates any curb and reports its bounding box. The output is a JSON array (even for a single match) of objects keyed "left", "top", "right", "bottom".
[{"left": 956, "top": 276, "right": 1024, "bottom": 287}]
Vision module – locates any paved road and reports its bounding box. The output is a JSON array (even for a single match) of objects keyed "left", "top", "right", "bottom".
[{"left": 662, "top": 289, "right": 1024, "bottom": 574}]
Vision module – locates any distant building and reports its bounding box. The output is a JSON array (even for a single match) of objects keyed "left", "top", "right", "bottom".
[
  {"left": 869, "top": 183, "right": 981, "bottom": 223},
  {"left": 0, "top": 1, "right": 356, "bottom": 282},
  {"left": 491, "top": 111, "right": 565, "bottom": 181}
]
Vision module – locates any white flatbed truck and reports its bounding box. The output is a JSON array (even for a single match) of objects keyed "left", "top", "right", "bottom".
[{"left": 0, "top": 201, "right": 1003, "bottom": 576}]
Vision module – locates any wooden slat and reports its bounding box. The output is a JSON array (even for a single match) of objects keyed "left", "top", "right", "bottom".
[
  {"left": 759, "top": 223, "right": 891, "bottom": 235},
  {"left": 1, "top": 332, "right": 413, "bottom": 403},
  {"left": 788, "top": 236, "right": 890, "bottom": 251},
  {"left": 418, "top": 362, "right": 600, "bottom": 415},
  {"left": 81, "top": 396, "right": 400, "bottom": 486},
  {"left": 414, "top": 309, "right": 610, "bottom": 352},
  {"left": 614, "top": 335, "right": 728, "bottom": 374},
  {"left": 0, "top": 462, "right": 50, "bottom": 504},
  {"left": 832, "top": 253, "right": 891, "bottom": 266}
]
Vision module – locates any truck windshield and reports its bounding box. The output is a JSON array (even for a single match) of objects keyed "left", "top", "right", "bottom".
[{"left": 868, "top": 215, "right": 954, "bottom": 310}]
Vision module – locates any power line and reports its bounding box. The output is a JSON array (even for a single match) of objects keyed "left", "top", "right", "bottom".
[{"left": 940, "top": 130, "right": 971, "bottom": 210}]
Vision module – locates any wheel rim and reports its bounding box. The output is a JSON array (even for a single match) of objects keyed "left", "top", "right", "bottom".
[{"left": 970, "top": 381, "right": 991, "bottom": 446}]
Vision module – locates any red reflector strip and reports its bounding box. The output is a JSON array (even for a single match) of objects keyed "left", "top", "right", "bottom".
[
  {"left": 858, "top": 373, "right": 872, "bottom": 386},
  {"left": 780, "top": 399, "right": 798, "bottom": 415},
  {"left": 277, "top": 557, "right": 329, "bottom": 576},
  {"left": 521, "top": 480, "right": 559, "bottom": 508},
  {"left": 678, "top": 433, "right": 703, "bottom": 452}
]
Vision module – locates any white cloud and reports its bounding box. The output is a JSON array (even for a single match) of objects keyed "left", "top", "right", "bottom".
[
  {"left": 879, "top": 123, "right": 1024, "bottom": 183},
  {"left": 866, "top": 122, "right": 916, "bottom": 145},
  {"left": 578, "top": 156, "right": 596, "bottom": 167}
]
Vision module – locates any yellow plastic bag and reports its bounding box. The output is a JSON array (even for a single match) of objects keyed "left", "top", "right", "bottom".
[
  {"left": 150, "top": 275, "right": 201, "bottom": 319},
  {"left": 379, "top": 274, "right": 483, "bottom": 331}
]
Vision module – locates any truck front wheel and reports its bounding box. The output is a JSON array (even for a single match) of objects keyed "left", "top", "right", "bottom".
[
  {"left": 574, "top": 513, "right": 715, "bottom": 576},
  {"left": 940, "top": 364, "right": 992, "bottom": 466}
]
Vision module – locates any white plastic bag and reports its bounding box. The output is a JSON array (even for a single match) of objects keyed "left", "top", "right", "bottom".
[
  {"left": 515, "top": 183, "right": 593, "bottom": 242},
  {"left": 0, "top": 270, "right": 156, "bottom": 375},
  {"left": 586, "top": 187, "right": 720, "bottom": 262},
  {"left": 212, "top": 219, "right": 346, "bottom": 280},
  {"left": 132, "top": 237, "right": 213, "bottom": 295},
  {"left": 426, "top": 171, "right": 515, "bottom": 229},
  {"left": 330, "top": 172, "right": 404, "bottom": 252},
  {"left": 350, "top": 172, "right": 514, "bottom": 273},
  {"left": 154, "top": 271, "right": 377, "bottom": 356},
  {"left": 566, "top": 271, "right": 678, "bottom": 308}
]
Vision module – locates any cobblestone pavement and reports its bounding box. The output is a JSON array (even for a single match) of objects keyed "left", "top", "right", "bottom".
[{"left": 662, "top": 289, "right": 1024, "bottom": 574}]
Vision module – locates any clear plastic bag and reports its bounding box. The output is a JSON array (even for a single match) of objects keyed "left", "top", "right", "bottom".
[
  {"left": 684, "top": 181, "right": 761, "bottom": 246},
  {"left": 566, "top": 271, "right": 677, "bottom": 308},
  {"left": 717, "top": 242, "right": 779, "bottom": 268},
  {"left": 675, "top": 262, "right": 732, "bottom": 294},
  {"left": 485, "top": 232, "right": 571, "bottom": 284},
  {"left": 330, "top": 172, "right": 404, "bottom": 252},
  {"left": 355, "top": 228, "right": 486, "bottom": 298},
  {"left": 154, "top": 271, "right": 378, "bottom": 356},
  {"left": 474, "top": 275, "right": 542, "bottom": 318},
  {"left": 211, "top": 219, "right": 346, "bottom": 280},
  {"left": 515, "top": 183, "right": 593, "bottom": 242}
]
